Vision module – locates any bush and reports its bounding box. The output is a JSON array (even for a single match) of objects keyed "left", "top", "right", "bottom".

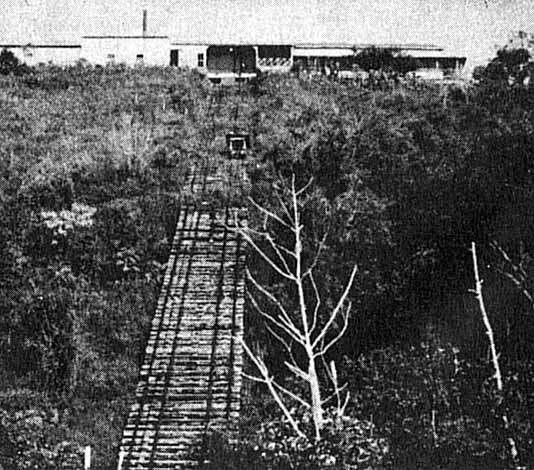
[
  {"left": 0, "top": 390, "right": 82, "bottom": 470},
  {"left": 197, "top": 408, "right": 387, "bottom": 470},
  {"left": 0, "top": 49, "right": 23, "bottom": 75},
  {"left": 344, "top": 336, "right": 534, "bottom": 469}
]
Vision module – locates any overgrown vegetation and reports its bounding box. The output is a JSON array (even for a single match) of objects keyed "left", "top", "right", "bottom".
[
  {"left": 0, "top": 64, "right": 203, "bottom": 468},
  {"left": 1, "top": 41, "right": 534, "bottom": 469}
]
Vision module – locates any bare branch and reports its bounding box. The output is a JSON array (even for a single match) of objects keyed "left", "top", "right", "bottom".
[
  {"left": 315, "top": 304, "right": 351, "bottom": 357},
  {"left": 491, "top": 240, "right": 534, "bottom": 308},
  {"left": 247, "top": 290, "right": 304, "bottom": 345},
  {"left": 276, "top": 243, "right": 298, "bottom": 260},
  {"left": 309, "top": 270, "right": 321, "bottom": 335},
  {"left": 303, "top": 230, "right": 329, "bottom": 278},
  {"left": 247, "top": 270, "right": 304, "bottom": 341},
  {"left": 295, "top": 177, "right": 314, "bottom": 196},
  {"left": 265, "top": 324, "right": 297, "bottom": 358},
  {"left": 240, "top": 338, "right": 305, "bottom": 438},
  {"left": 265, "top": 325, "right": 303, "bottom": 373},
  {"left": 272, "top": 381, "right": 312, "bottom": 409},
  {"left": 243, "top": 372, "right": 267, "bottom": 383},
  {"left": 238, "top": 227, "right": 295, "bottom": 280},
  {"left": 313, "top": 264, "right": 358, "bottom": 348},
  {"left": 276, "top": 192, "right": 295, "bottom": 225},
  {"left": 340, "top": 391, "right": 351, "bottom": 417},
  {"left": 321, "top": 383, "right": 348, "bottom": 405},
  {"left": 264, "top": 232, "right": 293, "bottom": 275},
  {"left": 248, "top": 196, "right": 293, "bottom": 230},
  {"left": 239, "top": 223, "right": 297, "bottom": 265},
  {"left": 285, "top": 361, "right": 311, "bottom": 382},
  {"left": 247, "top": 270, "right": 292, "bottom": 321},
  {"left": 499, "top": 270, "right": 534, "bottom": 305},
  {"left": 238, "top": 224, "right": 270, "bottom": 239},
  {"left": 491, "top": 241, "right": 530, "bottom": 280}
]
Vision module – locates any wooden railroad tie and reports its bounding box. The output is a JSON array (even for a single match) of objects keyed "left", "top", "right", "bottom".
[{"left": 118, "top": 160, "right": 247, "bottom": 470}]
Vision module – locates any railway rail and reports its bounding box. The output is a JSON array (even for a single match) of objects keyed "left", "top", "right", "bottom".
[{"left": 118, "top": 160, "right": 248, "bottom": 469}]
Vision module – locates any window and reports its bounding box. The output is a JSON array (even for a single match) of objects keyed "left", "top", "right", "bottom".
[
  {"left": 197, "top": 53, "right": 204, "bottom": 67},
  {"left": 107, "top": 53, "right": 115, "bottom": 63},
  {"left": 136, "top": 54, "right": 144, "bottom": 65}
]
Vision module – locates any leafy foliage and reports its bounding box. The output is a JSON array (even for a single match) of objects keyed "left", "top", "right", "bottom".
[
  {"left": 197, "top": 409, "right": 387, "bottom": 470},
  {"left": 0, "top": 64, "right": 195, "bottom": 469},
  {"left": 0, "top": 49, "right": 26, "bottom": 75},
  {"left": 0, "top": 390, "right": 82, "bottom": 470},
  {"left": 344, "top": 337, "right": 534, "bottom": 469},
  {"left": 474, "top": 46, "right": 534, "bottom": 114}
]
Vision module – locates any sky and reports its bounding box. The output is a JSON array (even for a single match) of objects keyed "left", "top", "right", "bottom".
[{"left": 2, "top": 0, "right": 534, "bottom": 68}]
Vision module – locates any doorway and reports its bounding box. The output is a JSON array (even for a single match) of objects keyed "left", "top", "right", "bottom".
[{"left": 170, "top": 49, "right": 179, "bottom": 67}]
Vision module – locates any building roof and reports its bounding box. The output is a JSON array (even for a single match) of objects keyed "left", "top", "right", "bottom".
[
  {"left": 82, "top": 35, "right": 168, "bottom": 39},
  {"left": 171, "top": 41, "right": 443, "bottom": 51},
  {"left": 406, "top": 49, "right": 465, "bottom": 59},
  {"left": 293, "top": 47, "right": 354, "bottom": 57},
  {"left": 299, "top": 43, "right": 442, "bottom": 51},
  {"left": 0, "top": 44, "right": 81, "bottom": 48}
]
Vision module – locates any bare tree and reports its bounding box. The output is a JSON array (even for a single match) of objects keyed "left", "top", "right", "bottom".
[
  {"left": 470, "top": 242, "right": 520, "bottom": 465},
  {"left": 234, "top": 176, "right": 357, "bottom": 441}
]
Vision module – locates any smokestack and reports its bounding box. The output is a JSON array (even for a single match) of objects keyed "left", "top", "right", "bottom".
[{"left": 142, "top": 10, "right": 147, "bottom": 36}]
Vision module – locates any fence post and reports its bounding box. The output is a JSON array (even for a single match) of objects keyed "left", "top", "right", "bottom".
[{"left": 84, "top": 446, "right": 91, "bottom": 470}]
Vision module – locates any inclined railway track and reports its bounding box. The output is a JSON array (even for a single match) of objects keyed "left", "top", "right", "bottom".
[{"left": 119, "top": 161, "right": 247, "bottom": 469}]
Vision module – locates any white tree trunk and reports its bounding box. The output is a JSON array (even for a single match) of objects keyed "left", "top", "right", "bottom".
[
  {"left": 233, "top": 176, "right": 356, "bottom": 441},
  {"left": 471, "top": 242, "right": 519, "bottom": 465}
]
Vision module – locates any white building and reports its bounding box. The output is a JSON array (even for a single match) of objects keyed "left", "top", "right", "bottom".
[
  {"left": 1, "top": 36, "right": 467, "bottom": 80},
  {"left": 169, "top": 43, "right": 208, "bottom": 73},
  {"left": 0, "top": 44, "right": 81, "bottom": 66},
  {"left": 406, "top": 49, "right": 466, "bottom": 77},
  {"left": 80, "top": 36, "right": 170, "bottom": 66},
  {"left": 170, "top": 43, "right": 295, "bottom": 75}
]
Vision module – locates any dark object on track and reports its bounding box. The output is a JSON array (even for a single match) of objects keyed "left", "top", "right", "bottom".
[{"left": 224, "top": 132, "right": 250, "bottom": 159}]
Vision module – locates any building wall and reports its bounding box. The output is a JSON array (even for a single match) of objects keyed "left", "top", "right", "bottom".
[
  {"left": 2, "top": 46, "right": 81, "bottom": 66},
  {"left": 172, "top": 44, "right": 208, "bottom": 73},
  {"left": 80, "top": 37, "right": 170, "bottom": 66},
  {"left": 174, "top": 43, "right": 293, "bottom": 74},
  {"left": 2, "top": 40, "right": 466, "bottom": 76},
  {"left": 256, "top": 45, "right": 293, "bottom": 74}
]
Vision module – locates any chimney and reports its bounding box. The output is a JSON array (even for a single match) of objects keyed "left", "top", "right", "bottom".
[{"left": 142, "top": 10, "right": 147, "bottom": 36}]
